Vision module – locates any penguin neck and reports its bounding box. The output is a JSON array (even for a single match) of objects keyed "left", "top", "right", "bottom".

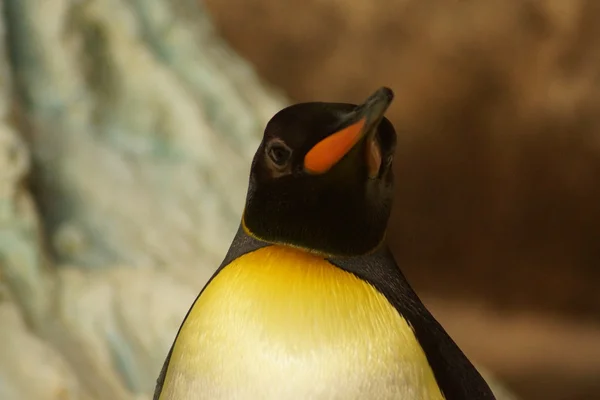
[{"left": 239, "top": 214, "right": 387, "bottom": 259}]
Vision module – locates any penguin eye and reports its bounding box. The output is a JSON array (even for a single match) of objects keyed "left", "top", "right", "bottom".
[{"left": 266, "top": 140, "right": 292, "bottom": 168}]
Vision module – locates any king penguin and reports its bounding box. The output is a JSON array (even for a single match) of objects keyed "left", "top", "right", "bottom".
[{"left": 153, "top": 87, "right": 497, "bottom": 400}]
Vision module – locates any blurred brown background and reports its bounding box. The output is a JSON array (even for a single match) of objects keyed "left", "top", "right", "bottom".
[{"left": 203, "top": 1, "right": 600, "bottom": 399}]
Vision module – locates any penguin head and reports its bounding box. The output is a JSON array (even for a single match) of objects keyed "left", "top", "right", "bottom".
[{"left": 243, "top": 87, "right": 397, "bottom": 257}]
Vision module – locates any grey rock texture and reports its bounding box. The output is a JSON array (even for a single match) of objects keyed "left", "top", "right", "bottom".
[{"left": 0, "top": 0, "right": 517, "bottom": 399}]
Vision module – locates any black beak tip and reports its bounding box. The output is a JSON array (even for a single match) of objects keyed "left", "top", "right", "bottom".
[
  {"left": 374, "top": 87, "right": 394, "bottom": 103},
  {"left": 360, "top": 86, "right": 394, "bottom": 119}
]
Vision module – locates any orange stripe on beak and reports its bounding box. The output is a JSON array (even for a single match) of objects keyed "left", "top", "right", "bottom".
[{"left": 304, "top": 118, "right": 366, "bottom": 174}]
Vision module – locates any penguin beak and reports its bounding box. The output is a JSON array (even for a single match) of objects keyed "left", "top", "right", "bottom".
[{"left": 303, "top": 87, "right": 394, "bottom": 176}]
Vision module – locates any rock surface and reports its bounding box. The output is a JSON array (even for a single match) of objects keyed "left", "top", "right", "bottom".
[
  {"left": 0, "top": 0, "right": 517, "bottom": 399},
  {"left": 0, "top": 302, "right": 84, "bottom": 400}
]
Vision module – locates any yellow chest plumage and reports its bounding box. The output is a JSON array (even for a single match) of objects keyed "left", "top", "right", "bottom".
[{"left": 159, "top": 245, "right": 444, "bottom": 400}]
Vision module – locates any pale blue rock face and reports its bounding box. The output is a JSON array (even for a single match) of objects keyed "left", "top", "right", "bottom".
[{"left": 0, "top": 0, "right": 284, "bottom": 398}]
